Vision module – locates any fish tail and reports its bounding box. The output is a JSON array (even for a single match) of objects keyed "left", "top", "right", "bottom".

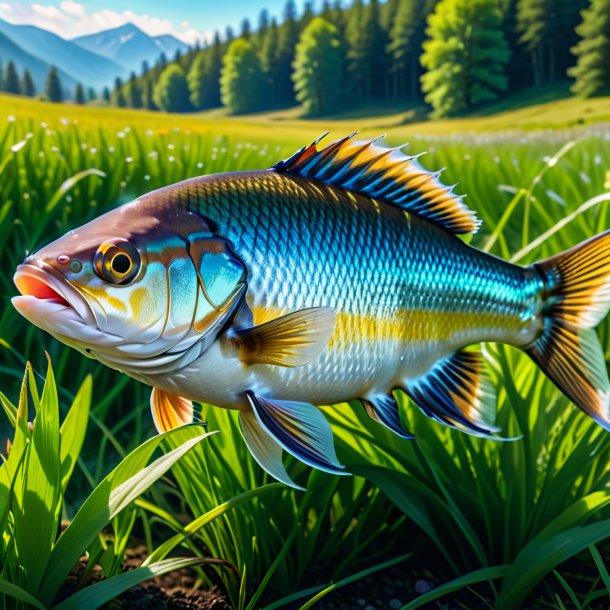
[{"left": 526, "top": 230, "right": 610, "bottom": 429}]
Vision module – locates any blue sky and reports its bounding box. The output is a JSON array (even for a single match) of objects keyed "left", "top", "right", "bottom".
[{"left": 0, "top": 1, "right": 313, "bottom": 43}]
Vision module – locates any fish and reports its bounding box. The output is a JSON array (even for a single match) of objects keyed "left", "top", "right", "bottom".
[{"left": 12, "top": 133, "right": 610, "bottom": 488}]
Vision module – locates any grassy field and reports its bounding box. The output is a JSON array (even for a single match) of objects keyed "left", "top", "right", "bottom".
[{"left": 1, "top": 92, "right": 610, "bottom": 609}]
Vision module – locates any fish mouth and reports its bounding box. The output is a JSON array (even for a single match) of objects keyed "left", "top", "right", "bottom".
[{"left": 12, "top": 260, "right": 95, "bottom": 326}]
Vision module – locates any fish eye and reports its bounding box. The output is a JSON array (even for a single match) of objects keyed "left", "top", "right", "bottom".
[{"left": 94, "top": 240, "right": 141, "bottom": 285}]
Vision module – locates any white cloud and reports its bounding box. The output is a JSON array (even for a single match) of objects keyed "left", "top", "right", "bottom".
[{"left": 0, "top": 1, "right": 207, "bottom": 44}]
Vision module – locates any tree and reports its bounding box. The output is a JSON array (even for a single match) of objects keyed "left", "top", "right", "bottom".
[
  {"left": 261, "top": 17, "right": 280, "bottom": 105},
  {"left": 88, "top": 87, "right": 96, "bottom": 101},
  {"left": 153, "top": 64, "right": 191, "bottom": 112},
  {"left": 569, "top": 0, "right": 610, "bottom": 97},
  {"left": 276, "top": 0, "right": 300, "bottom": 104},
  {"left": 45, "top": 66, "right": 63, "bottom": 102},
  {"left": 421, "top": 0, "right": 510, "bottom": 117},
  {"left": 241, "top": 18, "right": 251, "bottom": 40},
  {"left": 220, "top": 39, "right": 264, "bottom": 114},
  {"left": 113, "top": 77, "right": 126, "bottom": 107},
  {"left": 143, "top": 79, "right": 157, "bottom": 110},
  {"left": 102, "top": 86, "right": 111, "bottom": 103},
  {"left": 293, "top": 17, "right": 344, "bottom": 115},
  {"left": 388, "top": 0, "right": 437, "bottom": 100},
  {"left": 141, "top": 60, "right": 150, "bottom": 76},
  {"left": 188, "top": 32, "right": 222, "bottom": 110},
  {"left": 517, "top": 0, "right": 587, "bottom": 85},
  {"left": 3, "top": 61, "right": 19, "bottom": 94},
  {"left": 127, "top": 71, "right": 142, "bottom": 108},
  {"left": 21, "top": 69, "right": 35, "bottom": 97},
  {"left": 75, "top": 83, "right": 85, "bottom": 104}
]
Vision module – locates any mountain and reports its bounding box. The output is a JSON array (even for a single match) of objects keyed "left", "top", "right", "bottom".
[
  {"left": 0, "top": 18, "right": 124, "bottom": 88},
  {"left": 72, "top": 23, "right": 189, "bottom": 75},
  {"left": 0, "top": 30, "right": 76, "bottom": 95}
]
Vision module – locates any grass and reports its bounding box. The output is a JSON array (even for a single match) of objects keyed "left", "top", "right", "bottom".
[{"left": 0, "top": 92, "right": 609, "bottom": 608}]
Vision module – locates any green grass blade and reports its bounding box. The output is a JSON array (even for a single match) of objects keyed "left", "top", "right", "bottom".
[
  {"left": 39, "top": 428, "right": 215, "bottom": 605},
  {"left": 0, "top": 578, "right": 46, "bottom": 610},
  {"left": 589, "top": 545, "right": 610, "bottom": 595},
  {"left": 298, "top": 553, "right": 411, "bottom": 610},
  {"left": 144, "top": 483, "right": 282, "bottom": 565},
  {"left": 44, "top": 168, "right": 106, "bottom": 213},
  {"left": 13, "top": 358, "right": 61, "bottom": 594},
  {"left": 400, "top": 565, "right": 509, "bottom": 610},
  {"left": 51, "top": 557, "right": 218, "bottom": 610},
  {"left": 496, "top": 520, "right": 610, "bottom": 610},
  {"left": 59, "top": 375, "right": 92, "bottom": 491}
]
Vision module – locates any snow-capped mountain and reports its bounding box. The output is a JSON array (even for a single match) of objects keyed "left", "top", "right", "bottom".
[{"left": 72, "top": 23, "right": 189, "bottom": 75}]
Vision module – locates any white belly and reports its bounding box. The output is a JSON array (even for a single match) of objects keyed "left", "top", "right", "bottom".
[{"left": 146, "top": 335, "right": 452, "bottom": 409}]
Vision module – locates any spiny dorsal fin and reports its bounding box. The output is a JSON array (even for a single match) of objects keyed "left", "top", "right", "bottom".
[{"left": 274, "top": 133, "right": 480, "bottom": 235}]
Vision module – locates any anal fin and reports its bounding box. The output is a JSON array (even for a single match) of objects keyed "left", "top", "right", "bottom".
[
  {"left": 404, "top": 348, "right": 498, "bottom": 436},
  {"left": 150, "top": 388, "right": 194, "bottom": 433},
  {"left": 362, "top": 394, "right": 414, "bottom": 439}
]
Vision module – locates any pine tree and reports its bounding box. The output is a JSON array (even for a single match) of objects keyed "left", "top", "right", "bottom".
[
  {"left": 259, "top": 9, "right": 270, "bottom": 34},
  {"left": 241, "top": 18, "right": 252, "bottom": 40},
  {"left": 21, "top": 69, "right": 35, "bottom": 97},
  {"left": 144, "top": 79, "right": 157, "bottom": 110},
  {"left": 102, "top": 86, "right": 111, "bottom": 103},
  {"left": 113, "top": 77, "right": 126, "bottom": 107},
  {"left": 421, "top": 0, "right": 510, "bottom": 117},
  {"left": 127, "top": 71, "right": 142, "bottom": 108},
  {"left": 220, "top": 39, "right": 265, "bottom": 113},
  {"left": 499, "top": 0, "right": 531, "bottom": 88},
  {"left": 225, "top": 26, "right": 235, "bottom": 42},
  {"left": 153, "top": 65, "right": 191, "bottom": 112},
  {"left": 261, "top": 17, "right": 280, "bottom": 105},
  {"left": 141, "top": 60, "right": 150, "bottom": 76},
  {"left": 388, "top": 0, "right": 438, "bottom": 100},
  {"left": 3, "top": 61, "right": 19, "bottom": 94},
  {"left": 45, "top": 66, "right": 63, "bottom": 102},
  {"left": 276, "top": 0, "right": 300, "bottom": 104},
  {"left": 88, "top": 87, "right": 96, "bottom": 102},
  {"left": 517, "top": 0, "right": 587, "bottom": 85},
  {"left": 346, "top": 0, "right": 390, "bottom": 102},
  {"left": 293, "top": 17, "right": 344, "bottom": 115},
  {"left": 569, "top": 0, "right": 610, "bottom": 97},
  {"left": 75, "top": 83, "right": 85, "bottom": 104},
  {"left": 302, "top": 1, "right": 316, "bottom": 27},
  {"left": 188, "top": 32, "right": 223, "bottom": 109}
]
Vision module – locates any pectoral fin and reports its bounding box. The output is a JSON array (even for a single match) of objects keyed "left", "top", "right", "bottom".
[
  {"left": 246, "top": 391, "right": 348, "bottom": 475},
  {"left": 226, "top": 307, "right": 338, "bottom": 367},
  {"left": 239, "top": 411, "right": 304, "bottom": 490},
  {"left": 150, "top": 387, "right": 194, "bottom": 433}
]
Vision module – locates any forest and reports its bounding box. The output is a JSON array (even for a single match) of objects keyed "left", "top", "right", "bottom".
[{"left": 1, "top": 0, "right": 609, "bottom": 118}]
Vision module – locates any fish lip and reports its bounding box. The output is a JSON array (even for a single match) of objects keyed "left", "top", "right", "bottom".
[{"left": 13, "top": 260, "right": 95, "bottom": 325}]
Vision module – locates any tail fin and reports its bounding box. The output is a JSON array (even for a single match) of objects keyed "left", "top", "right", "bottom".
[{"left": 527, "top": 231, "right": 610, "bottom": 430}]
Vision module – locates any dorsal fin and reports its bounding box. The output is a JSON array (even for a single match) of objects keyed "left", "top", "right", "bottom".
[{"left": 273, "top": 133, "right": 480, "bottom": 235}]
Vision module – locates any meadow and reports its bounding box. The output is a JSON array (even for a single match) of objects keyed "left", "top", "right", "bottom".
[{"left": 0, "top": 92, "right": 609, "bottom": 609}]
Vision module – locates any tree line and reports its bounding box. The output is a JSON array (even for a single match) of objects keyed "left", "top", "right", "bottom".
[{"left": 2, "top": 0, "right": 609, "bottom": 118}]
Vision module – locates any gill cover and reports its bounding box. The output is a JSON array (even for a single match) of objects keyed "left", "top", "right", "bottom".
[{"left": 187, "top": 233, "right": 247, "bottom": 333}]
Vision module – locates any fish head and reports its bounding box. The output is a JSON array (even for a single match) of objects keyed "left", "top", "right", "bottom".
[{"left": 13, "top": 192, "right": 246, "bottom": 373}]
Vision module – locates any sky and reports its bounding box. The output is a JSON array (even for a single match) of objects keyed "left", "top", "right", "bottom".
[{"left": 0, "top": 0, "right": 312, "bottom": 45}]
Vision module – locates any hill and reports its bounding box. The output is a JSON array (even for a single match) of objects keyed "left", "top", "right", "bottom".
[
  {"left": 0, "top": 18, "right": 123, "bottom": 88},
  {"left": 0, "top": 31, "right": 76, "bottom": 95}
]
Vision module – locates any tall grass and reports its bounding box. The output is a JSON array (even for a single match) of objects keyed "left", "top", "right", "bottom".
[{"left": 0, "top": 101, "right": 609, "bottom": 608}]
